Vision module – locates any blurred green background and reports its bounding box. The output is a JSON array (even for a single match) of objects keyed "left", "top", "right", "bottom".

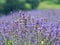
[{"left": 0, "top": 0, "right": 60, "bottom": 15}]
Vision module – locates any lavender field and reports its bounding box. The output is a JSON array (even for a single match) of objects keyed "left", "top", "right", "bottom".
[{"left": 0, "top": 10, "right": 60, "bottom": 45}]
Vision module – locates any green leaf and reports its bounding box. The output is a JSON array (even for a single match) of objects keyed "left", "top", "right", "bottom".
[{"left": 6, "top": 40, "right": 13, "bottom": 45}]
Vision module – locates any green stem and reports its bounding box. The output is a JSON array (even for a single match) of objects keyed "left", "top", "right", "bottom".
[{"left": 37, "top": 31, "right": 41, "bottom": 45}]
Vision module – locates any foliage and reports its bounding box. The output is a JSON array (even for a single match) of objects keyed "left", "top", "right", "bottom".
[
  {"left": 26, "top": 0, "right": 40, "bottom": 9},
  {"left": 3, "top": 0, "right": 26, "bottom": 14},
  {"left": 6, "top": 40, "right": 13, "bottom": 45},
  {"left": 0, "top": 0, "right": 40, "bottom": 14},
  {"left": 0, "top": 0, "right": 60, "bottom": 15}
]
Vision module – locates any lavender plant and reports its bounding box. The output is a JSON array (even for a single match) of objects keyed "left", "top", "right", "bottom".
[{"left": 0, "top": 10, "right": 60, "bottom": 45}]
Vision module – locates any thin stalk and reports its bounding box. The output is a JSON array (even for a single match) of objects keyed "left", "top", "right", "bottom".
[{"left": 37, "top": 31, "right": 41, "bottom": 45}]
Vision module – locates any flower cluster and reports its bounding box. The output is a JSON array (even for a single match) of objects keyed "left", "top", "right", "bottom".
[{"left": 0, "top": 10, "right": 60, "bottom": 45}]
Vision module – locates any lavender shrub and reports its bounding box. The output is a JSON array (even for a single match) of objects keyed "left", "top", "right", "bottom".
[{"left": 0, "top": 10, "right": 60, "bottom": 45}]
